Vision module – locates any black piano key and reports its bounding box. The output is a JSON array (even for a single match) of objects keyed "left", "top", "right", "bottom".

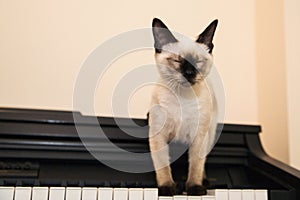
[
  {"left": 66, "top": 180, "right": 79, "bottom": 187},
  {"left": 124, "top": 181, "right": 135, "bottom": 187},
  {"left": 39, "top": 179, "right": 62, "bottom": 186},
  {"left": 20, "top": 179, "right": 35, "bottom": 186},
  {"left": 61, "top": 180, "right": 67, "bottom": 187},
  {"left": 15, "top": 180, "right": 22, "bottom": 186},
  {"left": 125, "top": 181, "right": 146, "bottom": 187},
  {"left": 78, "top": 180, "right": 85, "bottom": 187},
  {"left": 84, "top": 180, "right": 104, "bottom": 187},
  {"left": 3, "top": 179, "right": 17, "bottom": 186},
  {"left": 109, "top": 181, "right": 122, "bottom": 187},
  {"left": 34, "top": 180, "right": 40, "bottom": 186},
  {"left": 103, "top": 181, "right": 110, "bottom": 187}
]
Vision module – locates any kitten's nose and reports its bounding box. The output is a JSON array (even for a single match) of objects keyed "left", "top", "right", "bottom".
[
  {"left": 184, "top": 70, "right": 195, "bottom": 76},
  {"left": 183, "top": 69, "right": 196, "bottom": 79}
]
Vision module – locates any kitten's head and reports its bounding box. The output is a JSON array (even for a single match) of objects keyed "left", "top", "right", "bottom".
[{"left": 152, "top": 18, "right": 218, "bottom": 87}]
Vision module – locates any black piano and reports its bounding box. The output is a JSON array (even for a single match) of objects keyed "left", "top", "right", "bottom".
[{"left": 0, "top": 108, "right": 299, "bottom": 200}]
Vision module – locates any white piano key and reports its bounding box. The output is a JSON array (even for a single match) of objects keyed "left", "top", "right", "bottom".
[
  {"left": 241, "top": 190, "right": 255, "bottom": 200},
  {"left": 66, "top": 187, "right": 81, "bottom": 200},
  {"left": 158, "top": 196, "right": 173, "bottom": 200},
  {"left": 113, "top": 188, "right": 128, "bottom": 200},
  {"left": 208, "top": 189, "right": 228, "bottom": 200},
  {"left": 98, "top": 187, "right": 113, "bottom": 200},
  {"left": 14, "top": 187, "right": 32, "bottom": 200},
  {"left": 173, "top": 195, "right": 188, "bottom": 200},
  {"left": 32, "top": 187, "right": 49, "bottom": 200},
  {"left": 201, "top": 195, "right": 216, "bottom": 200},
  {"left": 0, "top": 187, "right": 14, "bottom": 200},
  {"left": 128, "top": 188, "right": 143, "bottom": 200},
  {"left": 255, "top": 190, "right": 268, "bottom": 200},
  {"left": 49, "top": 187, "right": 65, "bottom": 200},
  {"left": 82, "top": 187, "right": 97, "bottom": 200},
  {"left": 228, "top": 189, "right": 241, "bottom": 200},
  {"left": 144, "top": 188, "right": 158, "bottom": 200},
  {"left": 187, "top": 196, "right": 202, "bottom": 200}
]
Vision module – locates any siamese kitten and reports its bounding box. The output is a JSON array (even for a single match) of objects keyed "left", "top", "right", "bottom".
[{"left": 149, "top": 18, "right": 218, "bottom": 196}]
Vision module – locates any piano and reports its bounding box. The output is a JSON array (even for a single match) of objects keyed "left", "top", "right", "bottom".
[{"left": 0, "top": 107, "right": 299, "bottom": 200}]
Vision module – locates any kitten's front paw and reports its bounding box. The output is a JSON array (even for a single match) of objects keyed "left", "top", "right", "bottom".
[
  {"left": 186, "top": 185, "right": 207, "bottom": 196},
  {"left": 158, "top": 183, "right": 176, "bottom": 196}
]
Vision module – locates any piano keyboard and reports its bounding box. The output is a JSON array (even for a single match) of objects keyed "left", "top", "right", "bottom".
[{"left": 0, "top": 187, "right": 268, "bottom": 200}]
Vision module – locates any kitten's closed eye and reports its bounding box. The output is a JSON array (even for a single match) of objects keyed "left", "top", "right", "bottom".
[
  {"left": 196, "top": 60, "right": 204, "bottom": 64},
  {"left": 167, "top": 57, "right": 182, "bottom": 63},
  {"left": 173, "top": 59, "right": 182, "bottom": 63},
  {"left": 168, "top": 57, "right": 203, "bottom": 65}
]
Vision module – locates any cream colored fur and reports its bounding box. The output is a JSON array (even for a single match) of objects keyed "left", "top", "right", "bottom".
[{"left": 149, "top": 38, "right": 217, "bottom": 188}]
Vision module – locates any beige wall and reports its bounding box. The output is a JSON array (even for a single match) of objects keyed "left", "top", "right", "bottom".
[
  {"left": 255, "top": 0, "right": 289, "bottom": 164},
  {"left": 0, "top": 0, "right": 298, "bottom": 168},
  {"left": 255, "top": 0, "right": 300, "bottom": 169},
  {"left": 284, "top": 0, "right": 300, "bottom": 169},
  {"left": 0, "top": 0, "right": 257, "bottom": 122}
]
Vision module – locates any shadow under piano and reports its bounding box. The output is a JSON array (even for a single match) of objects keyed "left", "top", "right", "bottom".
[{"left": 0, "top": 108, "right": 299, "bottom": 200}]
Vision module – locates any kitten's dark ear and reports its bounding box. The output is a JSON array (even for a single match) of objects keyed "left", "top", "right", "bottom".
[
  {"left": 196, "top": 19, "right": 218, "bottom": 53},
  {"left": 152, "top": 18, "right": 178, "bottom": 53}
]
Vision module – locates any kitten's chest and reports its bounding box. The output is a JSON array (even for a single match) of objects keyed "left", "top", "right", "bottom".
[
  {"left": 158, "top": 86, "right": 209, "bottom": 120},
  {"left": 165, "top": 97, "right": 200, "bottom": 120},
  {"left": 159, "top": 91, "right": 210, "bottom": 143}
]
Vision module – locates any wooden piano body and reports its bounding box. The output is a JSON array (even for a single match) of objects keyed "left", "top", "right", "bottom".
[{"left": 0, "top": 108, "right": 299, "bottom": 200}]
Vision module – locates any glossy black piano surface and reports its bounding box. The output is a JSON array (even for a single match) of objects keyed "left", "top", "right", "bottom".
[{"left": 0, "top": 108, "right": 299, "bottom": 200}]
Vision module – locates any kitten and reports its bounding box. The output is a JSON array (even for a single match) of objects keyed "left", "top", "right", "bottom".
[{"left": 149, "top": 18, "right": 218, "bottom": 196}]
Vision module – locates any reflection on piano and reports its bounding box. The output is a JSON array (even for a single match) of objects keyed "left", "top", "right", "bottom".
[{"left": 0, "top": 108, "right": 299, "bottom": 200}]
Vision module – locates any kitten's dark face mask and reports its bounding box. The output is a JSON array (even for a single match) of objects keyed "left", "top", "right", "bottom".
[
  {"left": 168, "top": 56, "right": 200, "bottom": 86},
  {"left": 180, "top": 58, "right": 198, "bottom": 85}
]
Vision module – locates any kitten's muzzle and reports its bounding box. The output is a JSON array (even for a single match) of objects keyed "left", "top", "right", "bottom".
[
  {"left": 182, "top": 69, "right": 197, "bottom": 85},
  {"left": 180, "top": 60, "right": 197, "bottom": 82}
]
